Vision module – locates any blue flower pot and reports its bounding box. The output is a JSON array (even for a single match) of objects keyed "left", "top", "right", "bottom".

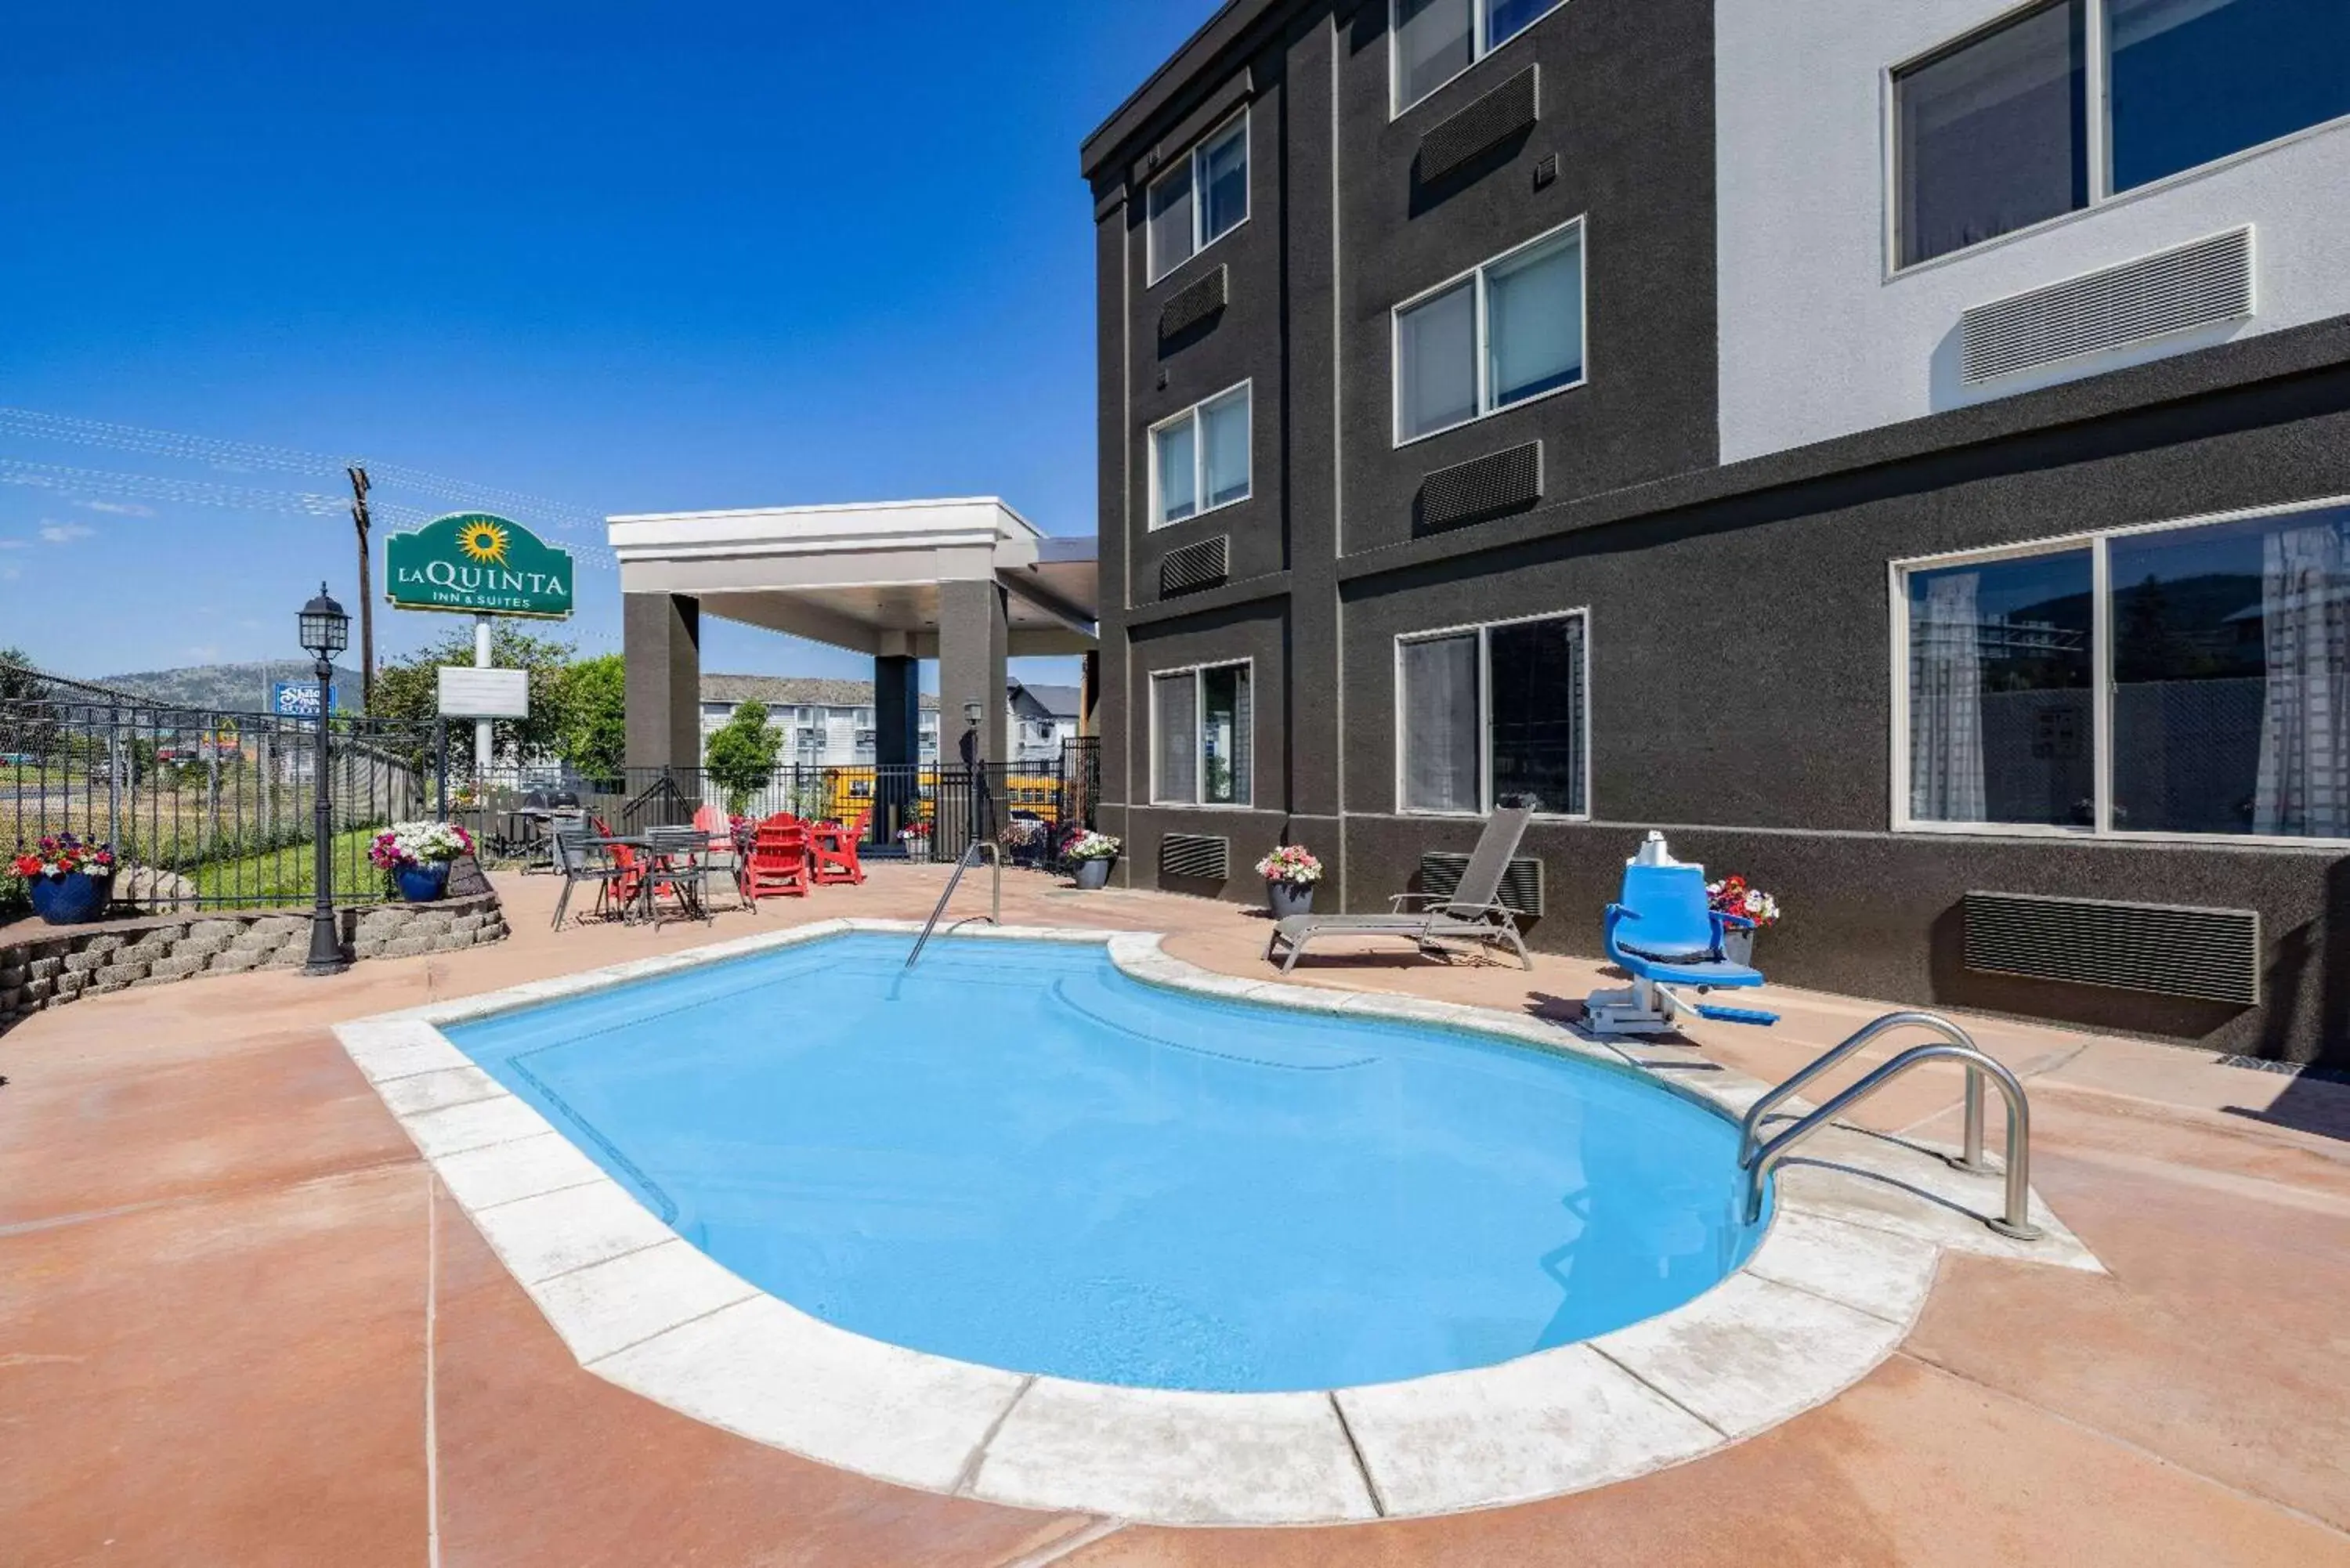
[
  {"left": 1267, "top": 880, "right": 1314, "bottom": 919},
  {"left": 29, "top": 871, "right": 113, "bottom": 926},
  {"left": 395, "top": 862, "right": 450, "bottom": 904}
]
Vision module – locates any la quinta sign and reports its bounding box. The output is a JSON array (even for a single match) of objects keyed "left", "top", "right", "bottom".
[{"left": 385, "top": 513, "right": 573, "bottom": 620}]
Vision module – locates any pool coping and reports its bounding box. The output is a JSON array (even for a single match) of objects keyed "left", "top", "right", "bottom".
[{"left": 331, "top": 918, "right": 2104, "bottom": 1526}]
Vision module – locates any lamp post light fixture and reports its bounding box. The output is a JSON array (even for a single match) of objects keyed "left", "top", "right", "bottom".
[{"left": 298, "top": 583, "right": 351, "bottom": 977}]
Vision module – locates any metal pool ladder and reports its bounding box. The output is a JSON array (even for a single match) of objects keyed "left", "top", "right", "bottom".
[
  {"left": 1738, "top": 1010, "right": 2041, "bottom": 1241},
  {"left": 904, "top": 841, "right": 1002, "bottom": 970}
]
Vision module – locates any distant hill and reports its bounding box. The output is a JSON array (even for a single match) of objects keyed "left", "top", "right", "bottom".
[{"left": 94, "top": 660, "right": 366, "bottom": 714}]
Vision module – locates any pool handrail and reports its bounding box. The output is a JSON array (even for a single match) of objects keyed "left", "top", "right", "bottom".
[
  {"left": 1738, "top": 1010, "right": 1999, "bottom": 1173},
  {"left": 905, "top": 840, "right": 1002, "bottom": 970},
  {"left": 1741, "top": 1038, "right": 2041, "bottom": 1240}
]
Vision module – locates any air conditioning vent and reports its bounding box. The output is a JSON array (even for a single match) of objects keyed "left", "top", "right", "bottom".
[
  {"left": 1963, "top": 891, "right": 2258, "bottom": 1006},
  {"left": 1159, "top": 265, "right": 1227, "bottom": 340},
  {"left": 1416, "top": 67, "right": 1539, "bottom": 186},
  {"left": 1419, "top": 852, "right": 1544, "bottom": 918},
  {"left": 1416, "top": 442, "right": 1542, "bottom": 533},
  {"left": 1960, "top": 227, "right": 2254, "bottom": 385},
  {"left": 1159, "top": 534, "right": 1230, "bottom": 598},
  {"left": 1161, "top": 833, "right": 1230, "bottom": 882}
]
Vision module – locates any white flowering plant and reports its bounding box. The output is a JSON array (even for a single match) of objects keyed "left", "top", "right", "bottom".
[
  {"left": 1255, "top": 844, "right": 1324, "bottom": 886},
  {"left": 1063, "top": 829, "right": 1121, "bottom": 862},
  {"left": 368, "top": 819, "right": 475, "bottom": 872},
  {"left": 1706, "top": 876, "right": 1781, "bottom": 928}
]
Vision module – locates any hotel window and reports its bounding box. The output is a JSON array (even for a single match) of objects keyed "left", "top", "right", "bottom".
[
  {"left": 1146, "top": 112, "right": 1249, "bottom": 282},
  {"left": 1152, "top": 662, "right": 1252, "bottom": 806},
  {"left": 1397, "top": 611, "right": 1587, "bottom": 816},
  {"left": 1392, "top": 0, "right": 1567, "bottom": 114},
  {"left": 1894, "top": 0, "right": 2350, "bottom": 268},
  {"left": 1149, "top": 382, "right": 1252, "bottom": 527},
  {"left": 1394, "top": 222, "right": 1584, "bottom": 444},
  {"left": 1898, "top": 497, "right": 2350, "bottom": 840}
]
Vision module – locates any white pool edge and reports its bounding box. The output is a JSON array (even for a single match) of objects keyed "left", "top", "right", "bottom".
[{"left": 332, "top": 919, "right": 2102, "bottom": 1526}]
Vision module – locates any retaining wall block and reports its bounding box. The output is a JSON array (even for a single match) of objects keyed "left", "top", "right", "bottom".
[
  {"left": 93, "top": 960, "right": 151, "bottom": 988},
  {"left": 63, "top": 950, "right": 114, "bottom": 974},
  {"left": 146, "top": 952, "right": 209, "bottom": 981},
  {"left": 25, "top": 957, "right": 65, "bottom": 982}
]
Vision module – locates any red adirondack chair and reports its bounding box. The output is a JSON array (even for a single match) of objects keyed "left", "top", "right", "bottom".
[
  {"left": 746, "top": 817, "right": 811, "bottom": 901},
  {"left": 809, "top": 811, "right": 868, "bottom": 886}
]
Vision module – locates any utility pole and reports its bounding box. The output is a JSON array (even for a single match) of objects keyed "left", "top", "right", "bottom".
[{"left": 348, "top": 465, "right": 375, "bottom": 713}]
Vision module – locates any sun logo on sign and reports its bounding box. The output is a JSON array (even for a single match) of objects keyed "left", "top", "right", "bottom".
[{"left": 457, "top": 519, "right": 511, "bottom": 565}]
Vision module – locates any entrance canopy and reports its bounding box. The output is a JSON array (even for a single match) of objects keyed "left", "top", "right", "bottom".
[{"left": 606, "top": 497, "right": 1097, "bottom": 771}]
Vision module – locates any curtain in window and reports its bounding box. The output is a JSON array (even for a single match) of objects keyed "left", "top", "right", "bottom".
[
  {"left": 1910, "top": 571, "right": 1989, "bottom": 821},
  {"left": 2252, "top": 522, "right": 2350, "bottom": 836},
  {"left": 1401, "top": 634, "right": 1480, "bottom": 811},
  {"left": 1153, "top": 672, "right": 1197, "bottom": 804}
]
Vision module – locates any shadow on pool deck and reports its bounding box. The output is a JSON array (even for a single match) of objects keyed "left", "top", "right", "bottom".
[{"left": 2, "top": 863, "right": 2348, "bottom": 1566}]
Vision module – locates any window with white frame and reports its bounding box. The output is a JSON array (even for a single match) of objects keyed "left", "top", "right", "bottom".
[
  {"left": 1152, "top": 662, "right": 1252, "bottom": 806},
  {"left": 1150, "top": 382, "right": 1251, "bottom": 527},
  {"left": 1397, "top": 611, "right": 1587, "bottom": 815},
  {"left": 1147, "top": 113, "right": 1249, "bottom": 282},
  {"left": 1893, "top": 0, "right": 2350, "bottom": 269},
  {"left": 1898, "top": 497, "right": 2350, "bottom": 840},
  {"left": 1394, "top": 222, "right": 1584, "bottom": 444},
  {"left": 1392, "top": 0, "right": 1567, "bottom": 115}
]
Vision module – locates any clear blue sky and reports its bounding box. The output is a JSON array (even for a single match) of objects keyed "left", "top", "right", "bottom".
[{"left": 0, "top": 1, "right": 1215, "bottom": 685}]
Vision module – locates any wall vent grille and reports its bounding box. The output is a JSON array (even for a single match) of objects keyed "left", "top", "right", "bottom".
[
  {"left": 1417, "top": 442, "right": 1542, "bottom": 533},
  {"left": 1160, "top": 833, "right": 1230, "bottom": 882},
  {"left": 1417, "top": 67, "right": 1539, "bottom": 185},
  {"left": 1960, "top": 227, "right": 2254, "bottom": 385},
  {"left": 1159, "top": 265, "right": 1228, "bottom": 340},
  {"left": 1419, "top": 852, "right": 1544, "bottom": 919},
  {"left": 1962, "top": 891, "right": 2258, "bottom": 1006},
  {"left": 1159, "top": 534, "right": 1230, "bottom": 598}
]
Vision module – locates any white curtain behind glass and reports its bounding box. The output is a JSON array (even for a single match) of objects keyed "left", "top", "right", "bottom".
[
  {"left": 1401, "top": 634, "right": 1480, "bottom": 811},
  {"left": 1202, "top": 389, "right": 1250, "bottom": 508},
  {"left": 1487, "top": 235, "right": 1583, "bottom": 406},
  {"left": 1397, "top": 282, "right": 1477, "bottom": 439},
  {"left": 1154, "top": 419, "right": 1197, "bottom": 525},
  {"left": 1153, "top": 673, "right": 1198, "bottom": 803},
  {"left": 2253, "top": 521, "right": 2350, "bottom": 837},
  {"left": 1910, "top": 572, "right": 1989, "bottom": 821}
]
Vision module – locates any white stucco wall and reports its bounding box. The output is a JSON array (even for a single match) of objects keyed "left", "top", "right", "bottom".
[{"left": 1716, "top": 0, "right": 2350, "bottom": 465}]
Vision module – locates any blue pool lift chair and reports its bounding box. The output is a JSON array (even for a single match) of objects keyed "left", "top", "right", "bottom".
[{"left": 1584, "top": 839, "right": 1779, "bottom": 1038}]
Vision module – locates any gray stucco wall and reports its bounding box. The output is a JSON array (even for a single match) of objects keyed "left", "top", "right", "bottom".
[{"left": 1083, "top": 1, "right": 2350, "bottom": 1062}]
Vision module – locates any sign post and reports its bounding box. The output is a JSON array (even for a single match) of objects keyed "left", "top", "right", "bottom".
[{"left": 383, "top": 512, "right": 574, "bottom": 790}]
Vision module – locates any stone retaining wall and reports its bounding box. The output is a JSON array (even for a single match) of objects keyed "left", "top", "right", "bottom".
[{"left": 0, "top": 892, "right": 507, "bottom": 1034}]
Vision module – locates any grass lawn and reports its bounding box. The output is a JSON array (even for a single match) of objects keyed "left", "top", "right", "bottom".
[{"left": 186, "top": 826, "right": 389, "bottom": 905}]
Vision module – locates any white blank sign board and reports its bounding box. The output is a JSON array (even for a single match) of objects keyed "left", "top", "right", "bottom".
[{"left": 438, "top": 667, "right": 530, "bottom": 719}]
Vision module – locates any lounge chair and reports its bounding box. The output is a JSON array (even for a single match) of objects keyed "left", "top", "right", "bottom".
[
  {"left": 1582, "top": 833, "right": 1777, "bottom": 1036},
  {"left": 1266, "top": 806, "right": 1534, "bottom": 974},
  {"left": 809, "top": 811, "right": 868, "bottom": 886}
]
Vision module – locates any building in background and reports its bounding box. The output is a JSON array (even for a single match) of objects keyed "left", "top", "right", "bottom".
[
  {"left": 1082, "top": 0, "right": 2350, "bottom": 1060},
  {"left": 1007, "top": 677, "right": 1083, "bottom": 765},
  {"left": 696, "top": 674, "right": 1083, "bottom": 768}
]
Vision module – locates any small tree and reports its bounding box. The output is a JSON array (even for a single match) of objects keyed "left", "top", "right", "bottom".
[
  {"left": 703, "top": 701, "right": 782, "bottom": 814},
  {"left": 554, "top": 654, "right": 626, "bottom": 782}
]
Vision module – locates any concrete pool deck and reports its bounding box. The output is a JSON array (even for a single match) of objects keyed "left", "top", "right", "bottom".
[{"left": 5, "top": 864, "right": 2349, "bottom": 1563}]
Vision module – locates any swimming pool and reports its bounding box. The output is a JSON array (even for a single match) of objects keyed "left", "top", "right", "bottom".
[{"left": 446, "top": 931, "right": 1765, "bottom": 1393}]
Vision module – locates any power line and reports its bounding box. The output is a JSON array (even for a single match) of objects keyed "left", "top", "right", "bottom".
[
  {"left": 0, "top": 456, "right": 618, "bottom": 568},
  {"left": 0, "top": 406, "right": 615, "bottom": 547}
]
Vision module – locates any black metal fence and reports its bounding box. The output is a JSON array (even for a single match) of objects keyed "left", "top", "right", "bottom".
[
  {"left": 3, "top": 669, "right": 448, "bottom": 916},
  {"left": 3, "top": 654, "right": 1106, "bottom": 916}
]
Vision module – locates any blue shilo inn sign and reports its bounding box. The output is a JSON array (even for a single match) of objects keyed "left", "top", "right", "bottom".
[{"left": 273, "top": 681, "right": 337, "bottom": 717}]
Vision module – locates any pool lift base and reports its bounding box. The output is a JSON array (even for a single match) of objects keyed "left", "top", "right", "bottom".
[{"left": 1583, "top": 977, "right": 1780, "bottom": 1038}]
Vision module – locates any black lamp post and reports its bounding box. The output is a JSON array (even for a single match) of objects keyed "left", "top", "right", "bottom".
[
  {"left": 960, "top": 699, "right": 985, "bottom": 851},
  {"left": 299, "top": 583, "right": 350, "bottom": 977}
]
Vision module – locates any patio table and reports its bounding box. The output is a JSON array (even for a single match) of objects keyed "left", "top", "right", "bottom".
[{"left": 591, "top": 834, "right": 707, "bottom": 925}]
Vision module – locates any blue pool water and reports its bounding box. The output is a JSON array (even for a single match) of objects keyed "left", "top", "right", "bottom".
[{"left": 448, "top": 934, "right": 1763, "bottom": 1393}]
